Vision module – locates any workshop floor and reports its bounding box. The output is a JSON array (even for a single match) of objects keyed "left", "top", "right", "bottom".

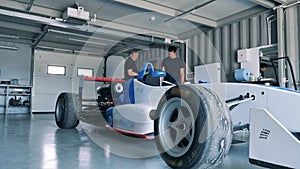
[{"left": 0, "top": 113, "right": 265, "bottom": 169}]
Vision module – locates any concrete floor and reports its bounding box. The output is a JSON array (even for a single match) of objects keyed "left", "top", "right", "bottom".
[{"left": 0, "top": 113, "right": 265, "bottom": 169}]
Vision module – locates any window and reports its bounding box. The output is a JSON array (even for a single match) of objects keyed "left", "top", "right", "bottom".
[
  {"left": 77, "top": 68, "right": 93, "bottom": 77},
  {"left": 47, "top": 65, "right": 66, "bottom": 75}
]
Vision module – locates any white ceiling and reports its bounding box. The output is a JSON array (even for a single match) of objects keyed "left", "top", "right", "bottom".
[
  {"left": 0, "top": 0, "right": 293, "bottom": 56},
  {"left": 194, "top": 0, "right": 257, "bottom": 20}
]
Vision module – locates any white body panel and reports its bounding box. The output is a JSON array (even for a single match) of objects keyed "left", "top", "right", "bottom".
[
  {"left": 204, "top": 83, "right": 300, "bottom": 168},
  {"left": 202, "top": 83, "right": 300, "bottom": 132},
  {"left": 112, "top": 103, "right": 153, "bottom": 134},
  {"left": 134, "top": 80, "right": 172, "bottom": 104},
  {"left": 102, "top": 80, "right": 300, "bottom": 167},
  {"left": 112, "top": 82, "right": 300, "bottom": 133},
  {"left": 201, "top": 83, "right": 268, "bottom": 126},
  {"left": 250, "top": 108, "right": 300, "bottom": 168},
  {"left": 267, "top": 87, "right": 300, "bottom": 132},
  {"left": 112, "top": 79, "right": 173, "bottom": 134}
]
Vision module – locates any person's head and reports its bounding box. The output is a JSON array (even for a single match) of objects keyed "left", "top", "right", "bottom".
[
  {"left": 260, "top": 63, "right": 267, "bottom": 72},
  {"left": 168, "top": 46, "right": 177, "bottom": 59},
  {"left": 129, "top": 49, "right": 139, "bottom": 61}
]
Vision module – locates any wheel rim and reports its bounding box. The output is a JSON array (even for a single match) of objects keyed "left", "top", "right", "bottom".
[
  {"left": 56, "top": 96, "right": 65, "bottom": 122},
  {"left": 158, "top": 97, "right": 195, "bottom": 157}
]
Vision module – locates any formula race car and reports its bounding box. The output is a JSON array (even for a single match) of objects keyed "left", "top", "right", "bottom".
[{"left": 54, "top": 62, "right": 300, "bottom": 169}]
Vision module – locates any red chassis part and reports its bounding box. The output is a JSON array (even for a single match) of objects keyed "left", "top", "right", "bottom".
[{"left": 83, "top": 76, "right": 124, "bottom": 83}]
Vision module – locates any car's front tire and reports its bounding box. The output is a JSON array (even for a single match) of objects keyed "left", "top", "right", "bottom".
[{"left": 154, "top": 85, "right": 232, "bottom": 169}]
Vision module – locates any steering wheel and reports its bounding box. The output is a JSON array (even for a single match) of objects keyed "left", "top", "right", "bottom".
[{"left": 137, "top": 62, "right": 166, "bottom": 80}]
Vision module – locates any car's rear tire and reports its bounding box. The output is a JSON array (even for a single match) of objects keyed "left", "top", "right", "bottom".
[
  {"left": 55, "top": 93, "right": 80, "bottom": 129},
  {"left": 154, "top": 85, "right": 232, "bottom": 169}
]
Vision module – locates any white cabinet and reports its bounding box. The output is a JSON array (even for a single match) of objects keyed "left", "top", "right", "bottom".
[{"left": 0, "top": 85, "right": 32, "bottom": 114}]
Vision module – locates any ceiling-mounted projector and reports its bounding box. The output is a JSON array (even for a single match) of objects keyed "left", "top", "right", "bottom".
[{"left": 63, "top": 4, "right": 89, "bottom": 25}]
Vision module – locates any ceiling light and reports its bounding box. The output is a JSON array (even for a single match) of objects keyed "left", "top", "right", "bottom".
[
  {"left": 68, "top": 38, "right": 106, "bottom": 46},
  {"left": 0, "top": 34, "right": 20, "bottom": 39},
  {"left": 0, "top": 45, "right": 18, "bottom": 50},
  {"left": 149, "top": 16, "right": 156, "bottom": 21}
]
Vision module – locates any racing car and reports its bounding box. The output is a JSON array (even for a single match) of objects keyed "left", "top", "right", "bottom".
[{"left": 54, "top": 62, "right": 300, "bottom": 169}]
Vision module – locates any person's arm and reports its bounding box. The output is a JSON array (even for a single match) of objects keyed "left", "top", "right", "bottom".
[
  {"left": 127, "top": 69, "right": 138, "bottom": 77},
  {"left": 160, "top": 66, "right": 165, "bottom": 81},
  {"left": 180, "top": 67, "right": 185, "bottom": 84}
]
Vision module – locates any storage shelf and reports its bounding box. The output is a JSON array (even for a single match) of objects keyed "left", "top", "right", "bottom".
[
  {"left": 0, "top": 85, "right": 31, "bottom": 114},
  {"left": 8, "top": 93, "right": 31, "bottom": 96},
  {"left": 0, "top": 84, "right": 32, "bottom": 88},
  {"left": 8, "top": 105, "right": 30, "bottom": 108}
]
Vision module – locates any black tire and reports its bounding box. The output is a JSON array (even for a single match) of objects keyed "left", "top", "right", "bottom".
[
  {"left": 154, "top": 85, "right": 232, "bottom": 169},
  {"left": 55, "top": 93, "right": 80, "bottom": 129}
]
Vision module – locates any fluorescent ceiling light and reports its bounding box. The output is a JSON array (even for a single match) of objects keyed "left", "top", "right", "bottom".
[
  {"left": 36, "top": 46, "right": 104, "bottom": 56},
  {"left": 68, "top": 38, "right": 106, "bottom": 46},
  {"left": 0, "top": 45, "right": 18, "bottom": 50},
  {"left": 0, "top": 34, "right": 20, "bottom": 39}
]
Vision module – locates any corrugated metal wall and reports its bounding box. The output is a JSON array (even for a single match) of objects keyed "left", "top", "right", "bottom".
[
  {"left": 137, "top": 47, "right": 168, "bottom": 70},
  {"left": 137, "top": 11, "right": 274, "bottom": 83},
  {"left": 187, "top": 10, "right": 273, "bottom": 82},
  {"left": 137, "top": 45, "right": 186, "bottom": 73},
  {"left": 188, "top": 5, "right": 300, "bottom": 85},
  {"left": 137, "top": 6, "right": 300, "bottom": 86}
]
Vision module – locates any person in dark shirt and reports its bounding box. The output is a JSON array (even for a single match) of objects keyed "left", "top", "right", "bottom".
[
  {"left": 124, "top": 49, "right": 139, "bottom": 80},
  {"left": 161, "top": 46, "right": 185, "bottom": 84},
  {"left": 122, "top": 49, "right": 139, "bottom": 104},
  {"left": 260, "top": 63, "right": 267, "bottom": 78}
]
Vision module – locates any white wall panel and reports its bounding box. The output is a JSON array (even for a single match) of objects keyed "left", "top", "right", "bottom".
[
  {"left": 0, "top": 42, "right": 32, "bottom": 85},
  {"left": 138, "top": 47, "right": 167, "bottom": 70},
  {"left": 106, "top": 55, "right": 124, "bottom": 78},
  {"left": 33, "top": 50, "right": 103, "bottom": 112}
]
